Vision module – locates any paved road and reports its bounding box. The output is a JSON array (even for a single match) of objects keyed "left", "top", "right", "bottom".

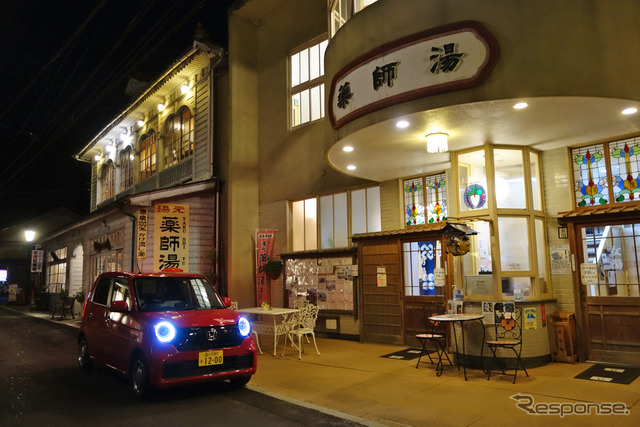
[{"left": 0, "top": 307, "right": 363, "bottom": 427}]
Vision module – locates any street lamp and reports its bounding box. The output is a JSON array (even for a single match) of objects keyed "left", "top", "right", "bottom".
[{"left": 25, "top": 230, "right": 35, "bottom": 242}]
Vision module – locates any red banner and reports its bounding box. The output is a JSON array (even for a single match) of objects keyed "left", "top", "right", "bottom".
[{"left": 256, "top": 230, "right": 275, "bottom": 305}]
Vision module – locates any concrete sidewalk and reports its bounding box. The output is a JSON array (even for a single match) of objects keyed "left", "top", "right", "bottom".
[{"left": 4, "top": 303, "right": 640, "bottom": 426}]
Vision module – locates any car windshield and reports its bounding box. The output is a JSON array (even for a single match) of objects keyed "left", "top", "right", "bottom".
[{"left": 133, "top": 277, "right": 224, "bottom": 312}]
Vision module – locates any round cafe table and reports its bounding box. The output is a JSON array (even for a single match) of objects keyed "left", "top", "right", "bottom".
[{"left": 428, "top": 313, "right": 486, "bottom": 380}]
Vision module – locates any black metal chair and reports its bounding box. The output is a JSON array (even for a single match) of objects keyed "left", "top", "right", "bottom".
[
  {"left": 415, "top": 302, "right": 452, "bottom": 375},
  {"left": 486, "top": 302, "right": 529, "bottom": 383}
]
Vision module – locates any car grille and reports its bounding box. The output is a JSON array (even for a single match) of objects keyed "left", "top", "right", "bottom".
[
  {"left": 173, "top": 325, "right": 245, "bottom": 351},
  {"left": 162, "top": 354, "right": 254, "bottom": 379}
]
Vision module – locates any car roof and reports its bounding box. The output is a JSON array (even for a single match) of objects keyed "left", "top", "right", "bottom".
[{"left": 98, "top": 271, "right": 206, "bottom": 279}]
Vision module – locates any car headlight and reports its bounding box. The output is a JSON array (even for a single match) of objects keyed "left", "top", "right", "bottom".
[
  {"left": 238, "top": 317, "right": 251, "bottom": 337},
  {"left": 155, "top": 321, "right": 176, "bottom": 343}
]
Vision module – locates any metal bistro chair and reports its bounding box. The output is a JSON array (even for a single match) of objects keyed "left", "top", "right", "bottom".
[
  {"left": 486, "top": 302, "right": 529, "bottom": 384},
  {"left": 283, "top": 303, "right": 321, "bottom": 360},
  {"left": 415, "top": 302, "right": 452, "bottom": 375}
]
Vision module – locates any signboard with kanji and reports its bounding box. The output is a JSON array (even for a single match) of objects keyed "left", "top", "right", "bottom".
[{"left": 153, "top": 203, "right": 189, "bottom": 272}]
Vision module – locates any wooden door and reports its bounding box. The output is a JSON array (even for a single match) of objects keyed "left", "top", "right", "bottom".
[
  {"left": 573, "top": 222, "right": 640, "bottom": 365},
  {"left": 359, "top": 241, "right": 404, "bottom": 344}
]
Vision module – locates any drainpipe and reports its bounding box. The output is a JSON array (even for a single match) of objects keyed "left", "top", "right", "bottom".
[{"left": 118, "top": 206, "right": 137, "bottom": 272}]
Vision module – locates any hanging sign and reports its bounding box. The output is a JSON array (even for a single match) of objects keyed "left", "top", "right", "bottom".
[
  {"left": 153, "top": 203, "right": 189, "bottom": 272},
  {"left": 256, "top": 230, "right": 275, "bottom": 306},
  {"left": 580, "top": 263, "right": 598, "bottom": 286}
]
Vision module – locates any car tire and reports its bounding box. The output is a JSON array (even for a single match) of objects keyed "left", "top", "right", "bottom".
[
  {"left": 77, "top": 337, "right": 94, "bottom": 370},
  {"left": 229, "top": 375, "right": 251, "bottom": 387},
  {"left": 131, "top": 355, "right": 152, "bottom": 399}
]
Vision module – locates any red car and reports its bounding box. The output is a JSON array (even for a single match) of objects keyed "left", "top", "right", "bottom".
[{"left": 77, "top": 271, "right": 257, "bottom": 398}]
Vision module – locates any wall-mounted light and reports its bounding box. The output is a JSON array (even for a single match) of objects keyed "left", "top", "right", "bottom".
[
  {"left": 94, "top": 154, "right": 101, "bottom": 162},
  {"left": 181, "top": 83, "right": 189, "bottom": 94},
  {"left": 426, "top": 132, "right": 448, "bottom": 154},
  {"left": 137, "top": 119, "right": 145, "bottom": 127},
  {"left": 157, "top": 103, "right": 165, "bottom": 111},
  {"left": 25, "top": 230, "right": 35, "bottom": 242}
]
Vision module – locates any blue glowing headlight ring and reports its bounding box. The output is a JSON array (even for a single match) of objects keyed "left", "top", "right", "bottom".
[
  {"left": 155, "top": 321, "right": 176, "bottom": 343},
  {"left": 238, "top": 317, "right": 251, "bottom": 337}
]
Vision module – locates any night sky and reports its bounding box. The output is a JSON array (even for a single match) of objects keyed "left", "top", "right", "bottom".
[{"left": 0, "top": 0, "right": 233, "bottom": 228}]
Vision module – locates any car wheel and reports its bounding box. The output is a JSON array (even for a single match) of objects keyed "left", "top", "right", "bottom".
[
  {"left": 131, "top": 355, "right": 152, "bottom": 399},
  {"left": 77, "top": 337, "right": 93, "bottom": 370},
  {"left": 229, "top": 375, "right": 251, "bottom": 387}
]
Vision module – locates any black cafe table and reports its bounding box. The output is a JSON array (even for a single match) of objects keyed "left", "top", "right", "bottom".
[{"left": 427, "top": 313, "right": 485, "bottom": 380}]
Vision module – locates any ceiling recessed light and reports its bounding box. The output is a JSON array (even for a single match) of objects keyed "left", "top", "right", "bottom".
[
  {"left": 396, "top": 120, "right": 409, "bottom": 128},
  {"left": 343, "top": 146, "right": 354, "bottom": 152},
  {"left": 347, "top": 165, "right": 356, "bottom": 170},
  {"left": 622, "top": 107, "right": 638, "bottom": 115},
  {"left": 513, "top": 102, "right": 528, "bottom": 110}
]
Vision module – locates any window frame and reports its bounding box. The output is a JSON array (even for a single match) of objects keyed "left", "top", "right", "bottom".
[
  {"left": 291, "top": 185, "right": 381, "bottom": 252},
  {"left": 139, "top": 130, "right": 157, "bottom": 181},
  {"left": 289, "top": 36, "right": 328, "bottom": 129}
]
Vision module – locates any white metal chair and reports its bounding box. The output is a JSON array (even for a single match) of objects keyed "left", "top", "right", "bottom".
[{"left": 283, "top": 304, "right": 320, "bottom": 359}]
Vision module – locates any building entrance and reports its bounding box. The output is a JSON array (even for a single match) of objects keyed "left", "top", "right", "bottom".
[{"left": 573, "top": 221, "right": 640, "bottom": 365}]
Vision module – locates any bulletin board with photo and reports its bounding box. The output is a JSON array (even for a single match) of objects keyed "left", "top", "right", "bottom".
[{"left": 284, "top": 254, "right": 357, "bottom": 312}]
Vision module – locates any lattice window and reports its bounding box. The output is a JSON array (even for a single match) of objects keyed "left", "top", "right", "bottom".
[{"left": 139, "top": 130, "right": 156, "bottom": 180}]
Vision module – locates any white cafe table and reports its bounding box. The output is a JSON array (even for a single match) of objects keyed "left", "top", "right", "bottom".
[{"left": 236, "top": 307, "right": 299, "bottom": 356}]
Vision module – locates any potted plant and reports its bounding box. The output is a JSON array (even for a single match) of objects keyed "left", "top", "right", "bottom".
[
  {"left": 264, "top": 259, "right": 283, "bottom": 280},
  {"left": 74, "top": 291, "right": 85, "bottom": 303}
]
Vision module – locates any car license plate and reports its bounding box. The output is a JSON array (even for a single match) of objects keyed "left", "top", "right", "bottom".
[{"left": 198, "top": 350, "right": 223, "bottom": 366}]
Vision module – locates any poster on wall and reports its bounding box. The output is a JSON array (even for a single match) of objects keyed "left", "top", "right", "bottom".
[
  {"left": 153, "top": 203, "right": 189, "bottom": 272},
  {"left": 524, "top": 307, "right": 537, "bottom": 330},
  {"left": 285, "top": 257, "right": 355, "bottom": 311},
  {"left": 549, "top": 246, "right": 571, "bottom": 275},
  {"left": 256, "top": 230, "right": 275, "bottom": 306}
]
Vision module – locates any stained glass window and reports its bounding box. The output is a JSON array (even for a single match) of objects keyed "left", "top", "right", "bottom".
[
  {"left": 404, "top": 177, "right": 425, "bottom": 226},
  {"left": 610, "top": 137, "right": 640, "bottom": 203},
  {"left": 425, "top": 172, "right": 447, "bottom": 223},
  {"left": 572, "top": 144, "right": 608, "bottom": 207},
  {"left": 404, "top": 173, "right": 447, "bottom": 227}
]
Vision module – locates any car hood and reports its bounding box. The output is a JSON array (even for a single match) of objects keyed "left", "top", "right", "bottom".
[{"left": 138, "top": 309, "right": 240, "bottom": 328}]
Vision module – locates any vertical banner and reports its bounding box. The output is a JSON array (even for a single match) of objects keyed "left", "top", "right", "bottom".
[
  {"left": 153, "top": 203, "right": 189, "bottom": 272},
  {"left": 419, "top": 241, "right": 436, "bottom": 295},
  {"left": 256, "top": 230, "right": 275, "bottom": 306},
  {"left": 137, "top": 208, "right": 148, "bottom": 259}
]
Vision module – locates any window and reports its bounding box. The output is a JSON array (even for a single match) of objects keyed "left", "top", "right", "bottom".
[
  {"left": 47, "top": 248, "right": 68, "bottom": 293},
  {"left": 90, "top": 231, "right": 124, "bottom": 282},
  {"left": 571, "top": 136, "right": 640, "bottom": 207},
  {"left": 164, "top": 107, "right": 194, "bottom": 168},
  {"left": 454, "top": 146, "right": 548, "bottom": 301},
  {"left": 139, "top": 130, "right": 156, "bottom": 180},
  {"left": 292, "top": 186, "right": 381, "bottom": 251},
  {"left": 290, "top": 38, "right": 328, "bottom": 127},
  {"left": 329, "top": 0, "right": 379, "bottom": 37},
  {"left": 119, "top": 146, "right": 134, "bottom": 192},
  {"left": 403, "top": 240, "right": 444, "bottom": 297},
  {"left": 403, "top": 172, "right": 447, "bottom": 227},
  {"left": 581, "top": 223, "right": 640, "bottom": 297},
  {"left": 100, "top": 160, "right": 115, "bottom": 202}
]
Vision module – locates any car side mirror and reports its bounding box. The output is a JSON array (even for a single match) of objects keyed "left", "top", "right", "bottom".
[
  {"left": 222, "top": 297, "right": 232, "bottom": 308},
  {"left": 110, "top": 300, "right": 129, "bottom": 312}
]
